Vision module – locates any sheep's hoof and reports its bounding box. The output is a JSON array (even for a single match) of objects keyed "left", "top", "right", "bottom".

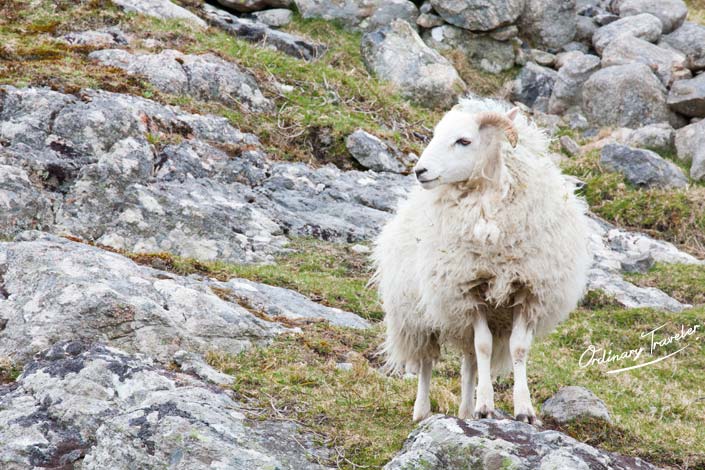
[
  {"left": 515, "top": 414, "right": 542, "bottom": 426},
  {"left": 472, "top": 409, "right": 497, "bottom": 420}
]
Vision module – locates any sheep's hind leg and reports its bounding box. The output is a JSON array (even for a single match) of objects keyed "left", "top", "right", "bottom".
[
  {"left": 458, "top": 350, "right": 476, "bottom": 420},
  {"left": 511, "top": 312, "right": 541, "bottom": 425},
  {"left": 473, "top": 312, "right": 496, "bottom": 419},
  {"left": 412, "top": 358, "right": 432, "bottom": 422}
]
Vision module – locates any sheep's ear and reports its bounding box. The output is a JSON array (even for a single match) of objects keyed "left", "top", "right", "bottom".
[{"left": 506, "top": 107, "right": 519, "bottom": 121}]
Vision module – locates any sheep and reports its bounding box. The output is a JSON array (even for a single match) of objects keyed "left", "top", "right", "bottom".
[{"left": 371, "top": 98, "right": 591, "bottom": 424}]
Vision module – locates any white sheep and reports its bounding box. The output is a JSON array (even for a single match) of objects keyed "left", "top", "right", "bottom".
[{"left": 372, "top": 98, "right": 591, "bottom": 424}]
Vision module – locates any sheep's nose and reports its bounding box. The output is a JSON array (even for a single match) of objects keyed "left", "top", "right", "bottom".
[{"left": 415, "top": 167, "right": 428, "bottom": 179}]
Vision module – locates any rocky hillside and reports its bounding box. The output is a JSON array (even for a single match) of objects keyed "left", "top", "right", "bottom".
[{"left": 1, "top": 0, "right": 705, "bottom": 468}]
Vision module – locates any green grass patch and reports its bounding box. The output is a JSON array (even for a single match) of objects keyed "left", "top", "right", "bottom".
[{"left": 626, "top": 263, "right": 705, "bottom": 306}]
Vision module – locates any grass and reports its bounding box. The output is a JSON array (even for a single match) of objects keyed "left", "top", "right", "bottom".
[
  {"left": 562, "top": 150, "right": 705, "bottom": 257},
  {"left": 206, "top": 305, "right": 705, "bottom": 469},
  {"left": 626, "top": 263, "right": 705, "bottom": 306}
]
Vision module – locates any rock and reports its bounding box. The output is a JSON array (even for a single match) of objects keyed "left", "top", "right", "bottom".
[
  {"left": 429, "top": 0, "right": 525, "bottom": 31},
  {"left": 595, "top": 12, "right": 619, "bottom": 25},
  {"left": 173, "top": 350, "right": 235, "bottom": 386},
  {"left": 58, "top": 29, "right": 129, "bottom": 48},
  {"left": 215, "top": 0, "right": 292, "bottom": 13},
  {"left": 661, "top": 22, "right": 705, "bottom": 71},
  {"left": 359, "top": 0, "right": 419, "bottom": 33},
  {"left": 384, "top": 415, "right": 658, "bottom": 469},
  {"left": 489, "top": 24, "right": 519, "bottom": 41},
  {"left": 511, "top": 62, "right": 558, "bottom": 113},
  {"left": 563, "top": 108, "right": 591, "bottom": 130},
  {"left": 420, "top": 1, "right": 433, "bottom": 14},
  {"left": 203, "top": 4, "right": 327, "bottom": 61},
  {"left": 575, "top": 15, "right": 598, "bottom": 43},
  {"left": 0, "top": 86, "right": 413, "bottom": 263},
  {"left": 294, "top": 0, "right": 374, "bottom": 27},
  {"left": 346, "top": 130, "right": 406, "bottom": 173},
  {"left": 560, "top": 135, "right": 581, "bottom": 156},
  {"left": 675, "top": 119, "right": 705, "bottom": 181},
  {"left": 548, "top": 51, "right": 601, "bottom": 114},
  {"left": 416, "top": 12, "right": 445, "bottom": 29},
  {"left": 89, "top": 49, "right": 273, "bottom": 112},
  {"left": 111, "top": 0, "right": 207, "bottom": 27},
  {"left": 0, "top": 341, "right": 332, "bottom": 469},
  {"left": 542, "top": 386, "right": 612, "bottom": 423},
  {"left": 361, "top": 20, "right": 465, "bottom": 108},
  {"left": 617, "top": 0, "right": 687, "bottom": 33},
  {"left": 351, "top": 243, "right": 371, "bottom": 254},
  {"left": 251, "top": 8, "right": 294, "bottom": 27},
  {"left": 600, "top": 143, "right": 687, "bottom": 188},
  {"left": 621, "top": 253, "right": 655, "bottom": 273},
  {"left": 668, "top": 72, "right": 705, "bottom": 117},
  {"left": 582, "top": 63, "right": 675, "bottom": 128},
  {"left": 601, "top": 35, "right": 688, "bottom": 87},
  {"left": 517, "top": 0, "right": 577, "bottom": 50},
  {"left": 531, "top": 49, "right": 556, "bottom": 67},
  {"left": 587, "top": 216, "right": 699, "bottom": 312},
  {"left": 423, "top": 25, "right": 516, "bottom": 74},
  {"left": 618, "top": 122, "right": 676, "bottom": 154},
  {"left": 592, "top": 13, "right": 662, "bottom": 54},
  {"left": 561, "top": 41, "right": 590, "bottom": 53},
  {"left": 336, "top": 362, "right": 354, "bottom": 371}
]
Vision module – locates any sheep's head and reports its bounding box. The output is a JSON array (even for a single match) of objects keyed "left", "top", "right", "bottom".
[{"left": 413, "top": 107, "right": 519, "bottom": 190}]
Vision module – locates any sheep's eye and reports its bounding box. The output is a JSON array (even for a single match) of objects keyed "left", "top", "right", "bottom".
[{"left": 455, "top": 138, "right": 472, "bottom": 146}]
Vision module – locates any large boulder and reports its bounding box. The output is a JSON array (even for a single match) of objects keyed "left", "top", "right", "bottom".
[
  {"left": 542, "top": 386, "right": 612, "bottom": 423},
  {"left": 660, "top": 22, "right": 705, "bottom": 71},
  {"left": 0, "top": 341, "right": 333, "bottom": 469},
  {"left": 600, "top": 143, "right": 688, "bottom": 188},
  {"left": 112, "top": 0, "right": 207, "bottom": 27},
  {"left": 517, "top": 0, "right": 576, "bottom": 50},
  {"left": 675, "top": 120, "right": 705, "bottom": 181},
  {"left": 89, "top": 49, "right": 273, "bottom": 112},
  {"left": 592, "top": 13, "right": 662, "bottom": 54},
  {"left": 617, "top": 0, "right": 688, "bottom": 34},
  {"left": 582, "top": 63, "right": 675, "bottom": 128},
  {"left": 361, "top": 20, "right": 465, "bottom": 108},
  {"left": 512, "top": 62, "right": 558, "bottom": 112},
  {"left": 667, "top": 72, "right": 705, "bottom": 117},
  {"left": 615, "top": 122, "right": 676, "bottom": 154},
  {"left": 215, "top": 0, "right": 292, "bottom": 13},
  {"left": 548, "top": 51, "right": 601, "bottom": 114},
  {"left": 429, "top": 0, "right": 525, "bottom": 31},
  {"left": 601, "top": 35, "right": 689, "bottom": 87},
  {"left": 423, "top": 25, "right": 515, "bottom": 74},
  {"left": 359, "top": 0, "right": 419, "bottom": 32},
  {"left": 384, "top": 415, "right": 658, "bottom": 469}
]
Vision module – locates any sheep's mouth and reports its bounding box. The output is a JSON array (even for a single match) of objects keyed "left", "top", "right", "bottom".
[{"left": 418, "top": 176, "right": 439, "bottom": 185}]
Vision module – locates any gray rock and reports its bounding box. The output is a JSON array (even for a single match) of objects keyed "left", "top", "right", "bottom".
[
  {"left": 416, "top": 12, "right": 445, "bottom": 29},
  {"left": 511, "top": 62, "right": 558, "bottom": 112},
  {"left": 575, "top": 15, "right": 598, "bottom": 43},
  {"left": 89, "top": 49, "right": 273, "bottom": 112},
  {"left": 112, "top": 0, "right": 207, "bottom": 27},
  {"left": 617, "top": 0, "right": 688, "bottom": 33},
  {"left": 668, "top": 72, "right": 705, "bottom": 117},
  {"left": 661, "top": 22, "right": 705, "bottom": 71},
  {"left": 548, "top": 51, "right": 601, "bottom": 114},
  {"left": 675, "top": 119, "right": 705, "bottom": 181},
  {"left": 617, "top": 122, "right": 676, "bottom": 154},
  {"left": 346, "top": 129, "right": 406, "bottom": 173},
  {"left": 429, "top": 0, "right": 525, "bottom": 31},
  {"left": 359, "top": 0, "right": 419, "bottom": 33},
  {"left": 517, "top": 0, "right": 577, "bottom": 50},
  {"left": 58, "top": 29, "right": 129, "bottom": 48},
  {"left": 420, "top": 1, "right": 433, "bottom": 14},
  {"left": 215, "top": 0, "right": 292, "bottom": 13},
  {"left": 384, "top": 415, "right": 658, "bottom": 469},
  {"left": 600, "top": 143, "right": 687, "bottom": 188},
  {"left": 601, "top": 35, "right": 689, "bottom": 87},
  {"left": 560, "top": 135, "right": 581, "bottom": 156},
  {"left": 173, "top": 350, "right": 235, "bottom": 386},
  {"left": 489, "top": 24, "right": 519, "bottom": 41},
  {"left": 251, "top": 8, "right": 294, "bottom": 27},
  {"left": 582, "top": 63, "right": 675, "bottom": 128},
  {"left": 531, "top": 49, "right": 556, "bottom": 67},
  {"left": 423, "top": 25, "right": 516, "bottom": 74},
  {"left": 361, "top": 20, "right": 465, "bottom": 108},
  {"left": 592, "top": 13, "right": 662, "bottom": 54},
  {"left": 0, "top": 162, "right": 55, "bottom": 239},
  {"left": 0, "top": 341, "right": 332, "bottom": 469},
  {"left": 595, "top": 12, "right": 619, "bottom": 25},
  {"left": 561, "top": 41, "right": 590, "bottom": 53},
  {"left": 621, "top": 253, "right": 655, "bottom": 273},
  {"left": 203, "top": 4, "right": 327, "bottom": 61},
  {"left": 542, "top": 386, "right": 612, "bottom": 423}
]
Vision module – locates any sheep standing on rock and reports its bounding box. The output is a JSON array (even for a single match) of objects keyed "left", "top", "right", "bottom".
[{"left": 372, "top": 98, "right": 591, "bottom": 424}]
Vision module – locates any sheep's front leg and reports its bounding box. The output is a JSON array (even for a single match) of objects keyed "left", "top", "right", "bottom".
[
  {"left": 458, "top": 351, "right": 476, "bottom": 420},
  {"left": 412, "top": 358, "right": 432, "bottom": 422},
  {"left": 511, "top": 313, "right": 540, "bottom": 425},
  {"left": 473, "top": 312, "right": 496, "bottom": 419}
]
